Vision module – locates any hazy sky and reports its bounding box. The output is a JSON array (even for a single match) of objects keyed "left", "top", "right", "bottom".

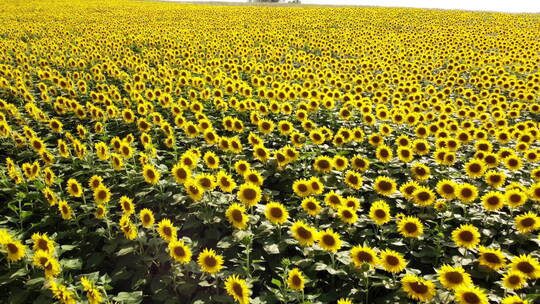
[{"left": 168, "top": 0, "right": 540, "bottom": 13}]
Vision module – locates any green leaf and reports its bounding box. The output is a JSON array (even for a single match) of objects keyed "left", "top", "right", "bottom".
[{"left": 113, "top": 291, "right": 143, "bottom": 304}]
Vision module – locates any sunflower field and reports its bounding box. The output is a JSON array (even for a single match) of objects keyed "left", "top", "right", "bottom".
[{"left": 0, "top": 0, "right": 539, "bottom": 303}]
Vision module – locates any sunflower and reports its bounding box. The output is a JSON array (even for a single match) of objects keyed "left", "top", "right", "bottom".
[
  {"left": 169, "top": 240, "right": 192, "bottom": 264},
  {"left": 313, "top": 155, "right": 333, "bottom": 173},
  {"left": 317, "top": 228, "right": 342, "bottom": 252},
  {"left": 411, "top": 163, "right": 430, "bottom": 181},
  {"left": 435, "top": 179, "right": 457, "bottom": 199},
  {"left": 504, "top": 156, "right": 522, "bottom": 171},
  {"left": 31, "top": 233, "right": 55, "bottom": 254},
  {"left": 397, "top": 146, "right": 414, "bottom": 163},
  {"left": 226, "top": 203, "right": 248, "bottom": 229},
  {"left": 287, "top": 268, "right": 305, "bottom": 291},
  {"left": 452, "top": 224, "right": 481, "bottom": 249},
  {"left": 171, "top": 163, "right": 191, "bottom": 184},
  {"left": 93, "top": 184, "right": 111, "bottom": 205},
  {"left": 501, "top": 271, "right": 526, "bottom": 290},
  {"left": 373, "top": 176, "right": 398, "bottom": 198},
  {"left": 290, "top": 221, "right": 317, "bottom": 246},
  {"left": 501, "top": 295, "right": 529, "bottom": 304},
  {"left": 464, "top": 159, "right": 486, "bottom": 178},
  {"left": 375, "top": 144, "right": 393, "bottom": 162},
  {"left": 514, "top": 212, "right": 540, "bottom": 233},
  {"left": 58, "top": 200, "right": 73, "bottom": 220},
  {"left": 337, "top": 206, "right": 358, "bottom": 224},
  {"left": 480, "top": 191, "right": 505, "bottom": 211},
  {"left": 454, "top": 285, "right": 488, "bottom": 304},
  {"left": 139, "top": 209, "right": 155, "bottom": 228},
  {"left": 119, "top": 196, "right": 135, "bottom": 215},
  {"left": 397, "top": 216, "right": 424, "bottom": 238},
  {"left": 308, "top": 176, "right": 324, "bottom": 195},
  {"left": 32, "top": 250, "right": 61, "bottom": 278},
  {"left": 4, "top": 240, "right": 26, "bottom": 262},
  {"left": 412, "top": 186, "right": 436, "bottom": 206},
  {"left": 324, "top": 191, "right": 343, "bottom": 210},
  {"left": 198, "top": 248, "right": 224, "bottom": 274},
  {"left": 111, "top": 153, "right": 124, "bottom": 170},
  {"left": 234, "top": 160, "right": 250, "bottom": 175},
  {"left": 344, "top": 170, "right": 363, "bottom": 190},
  {"left": 437, "top": 265, "right": 472, "bottom": 290},
  {"left": 119, "top": 217, "right": 137, "bottom": 240},
  {"left": 157, "top": 218, "right": 177, "bottom": 242},
  {"left": 301, "top": 197, "right": 322, "bottom": 216},
  {"left": 180, "top": 152, "right": 198, "bottom": 169},
  {"left": 400, "top": 180, "right": 420, "bottom": 200},
  {"left": 505, "top": 189, "right": 527, "bottom": 208},
  {"left": 528, "top": 182, "right": 540, "bottom": 201},
  {"left": 201, "top": 152, "right": 219, "bottom": 170},
  {"left": 224, "top": 274, "right": 249, "bottom": 304},
  {"left": 379, "top": 249, "right": 407, "bottom": 273},
  {"left": 237, "top": 183, "right": 262, "bottom": 207},
  {"left": 343, "top": 196, "right": 360, "bottom": 210},
  {"left": 214, "top": 171, "right": 235, "bottom": 193},
  {"left": 253, "top": 144, "right": 270, "bottom": 162},
  {"left": 477, "top": 246, "right": 506, "bottom": 271},
  {"left": 351, "top": 155, "right": 369, "bottom": 172},
  {"left": 456, "top": 183, "right": 478, "bottom": 204},
  {"left": 88, "top": 175, "right": 103, "bottom": 190},
  {"left": 369, "top": 200, "right": 391, "bottom": 225},
  {"left": 66, "top": 178, "right": 83, "bottom": 198},
  {"left": 142, "top": 164, "right": 160, "bottom": 185},
  {"left": 350, "top": 245, "right": 378, "bottom": 268},
  {"left": 484, "top": 170, "right": 506, "bottom": 188},
  {"left": 509, "top": 254, "right": 540, "bottom": 279},
  {"left": 337, "top": 299, "right": 353, "bottom": 304},
  {"left": 95, "top": 205, "right": 107, "bottom": 219},
  {"left": 292, "top": 179, "right": 311, "bottom": 197},
  {"left": 265, "top": 202, "right": 288, "bottom": 225},
  {"left": 401, "top": 274, "right": 436, "bottom": 302},
  {"left": 243, "top": 170, "right": 264, "bottom": 186}
]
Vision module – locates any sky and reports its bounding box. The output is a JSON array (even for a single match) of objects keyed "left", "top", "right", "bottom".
[{"left": 167, "top": 0, "right": 540, "bottom": 13}]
